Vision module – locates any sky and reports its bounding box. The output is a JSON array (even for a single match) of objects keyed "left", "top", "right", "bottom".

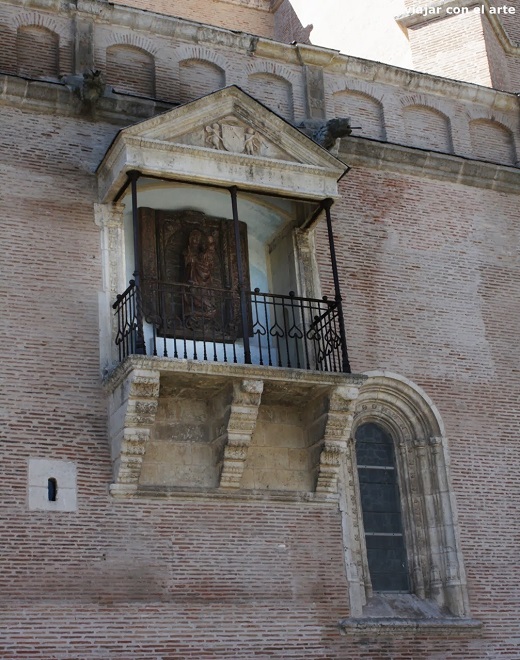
[{"left": 288, "top": 0, "right": 413, "bottom": 68}]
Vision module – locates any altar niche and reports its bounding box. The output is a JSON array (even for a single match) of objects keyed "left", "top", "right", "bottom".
[{"left": 138, "top": 208, "right": 251, "bottom": 343}]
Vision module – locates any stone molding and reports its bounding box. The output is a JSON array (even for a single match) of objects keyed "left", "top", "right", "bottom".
[
  {"left": 219, "top": 379, "right": 264, "bottom": 489},
  {"left": 103, "top": 355, "right": 366, "bottom": 393},
  {"left": 340, "top": 617, "right": 482, "bottom": 633},
  {"left": 342, "top": 371, "right": 470, "bottom": 620},
  {"left": 315, "top": 386, "right": 359, "bottom": 494},
  {"left": 113, "top": 484, "right": 337, "bottom": 503},
  {"left": 339, "top": 136, "right": 520, "bottom": 195}
]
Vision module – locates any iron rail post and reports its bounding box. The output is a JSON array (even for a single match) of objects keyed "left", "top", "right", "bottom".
[
  {"left": 229, "top": 186, "right": 251, "bottom": 364},
  {"left": 129, "top": 170, "right": 146, "bottom": 355},
  {"left": 323, "top": 198, "right": 351, "bottom": 373}
]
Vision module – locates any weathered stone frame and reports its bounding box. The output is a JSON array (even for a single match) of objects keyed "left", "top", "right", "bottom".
[{"left": 341, "top": 371, "right": 470, "bottom": 619}]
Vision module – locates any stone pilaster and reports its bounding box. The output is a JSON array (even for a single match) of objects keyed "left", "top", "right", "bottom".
[
  {"left": 304, "top": 66, "right": 327, "bottom": 120},
  {"left": 315, "top": 385, "right": 359, "bottom": 495},
  {"left": 94, "top": 203, "right": 126, "bottom": 370},
  {"left": 219, "top": 379, "right": 264, "bottom": 489}
]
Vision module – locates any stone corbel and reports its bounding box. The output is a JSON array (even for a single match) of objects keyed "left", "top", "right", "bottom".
[
  {"left": 219, "top": 379, "right": 264, "bottom": 489},
  {"left": 109, "top": 368, "right": 160, "bottom": 496},
  {"left": 316, "top": 385, "right": 359, "bottom": 494}
]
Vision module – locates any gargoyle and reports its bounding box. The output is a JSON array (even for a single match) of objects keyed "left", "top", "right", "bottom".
[
  {"left": 81, "top": 69, "right": 106, "bottom": 105},
  {"left": 297, "top": 117, "right": 355, "bottom": 150}
]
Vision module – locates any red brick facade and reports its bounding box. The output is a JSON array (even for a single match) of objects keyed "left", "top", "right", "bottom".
[{"left": 1, "top": 0, "right": 519, "bottom": 657}]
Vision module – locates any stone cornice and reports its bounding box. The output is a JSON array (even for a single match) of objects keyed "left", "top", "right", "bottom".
[
  {"left": 339, "top": 136, "right": 520, "bottom": 195},
  {"left": 0, "top": 73, "right": 173, "bottom": 121},
  {"left": 1, "top": 0, "right": 517, "bottom": 110},
  {"left": 104, "top": 355, "right": 366, "bottom": 393},
  {"left": 110, "top": 482, "right": 340, "bottom": 502},
  {"left": 397, "top": 0, "right": 520, "bottom": 54},
  {"left": 78, "top": 0, "right": 259, "bottom": 52},
  {"left": 253, "top": 41, "right": 517, "bottom": 111}
]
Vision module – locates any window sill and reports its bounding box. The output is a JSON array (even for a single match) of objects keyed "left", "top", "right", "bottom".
[
  {"left": 340, "top": 617, "right": 482, "bottom": 633},
  {"left": 339, "top": 594, "right": 481, "bottom": 634}
]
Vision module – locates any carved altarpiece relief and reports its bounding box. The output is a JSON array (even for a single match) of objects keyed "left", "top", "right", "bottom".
[{"left": 138, "top": 208, "right": 251, "bottom": 341}]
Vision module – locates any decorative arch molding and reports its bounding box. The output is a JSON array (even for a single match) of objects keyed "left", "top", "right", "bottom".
[
  {"left": 342, "top": 371, "right": 470, "bottom": 620},
  {"left": 16, "top": 24, "right": 60, "bottom": 79},
  {"left": 464, "top": 105, "right": 517, "bottom": 134},
  {"left": 245, "top": 59, "right": 298, "bottom": 87},
  {"left": 100, "top": 33, "right": 160, "bottom": 58},
  {"left": 353, "top": 371, "right": 445, "bottom": 444},
  {"left": 172, "top": 45, "right": 228, "bottom": 73},
  {"left": 12, "top": 11, "right": 70, "bottom": 42},
  {"left": 399, "top": 93, "right": 449, "bottom": 117},
  {"left": 402, "top": 103, "right": 453, "bottom": 153},
  {"left": 468, "top": 116, "right": 517, "bottom": 166},
  {"left": 168, "top": 45, "right": 229, "bottom": 103},
  {"left": 178, "top": 59, "right": 226, "bottom": 104},
  {"left": 327, "top": 77, "right": 386, "bottom": 106},
  {"left": 247, "top": 63, "right": 296, "bottom": 120}
]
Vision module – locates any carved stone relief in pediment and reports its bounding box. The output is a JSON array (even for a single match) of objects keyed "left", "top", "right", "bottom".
[{"left": 173, "top": 116, "right": 296, "bottom": 161}]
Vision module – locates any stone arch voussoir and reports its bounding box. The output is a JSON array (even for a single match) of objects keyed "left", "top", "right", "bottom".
[
  {"left": 173, "top": 44, "right": 228, "bottom": 73},
  {"left": 246, "top": 59, "right": 298, "bottom": 87}
]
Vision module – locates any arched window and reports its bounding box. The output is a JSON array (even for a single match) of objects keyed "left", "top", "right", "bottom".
[
  {"left": 355, "top": 423, "right": 409, "bottom": 592},
  {"left": 342, "top": 372, "right": 471, "bottom": 621}
]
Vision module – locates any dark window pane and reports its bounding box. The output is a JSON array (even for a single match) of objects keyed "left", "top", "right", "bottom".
[
  {"left": 355, "top": 423, "right": 410, "bottom": 592},
  {"left": 358, "top": 466, "right": 396, "bottom": 484},
  {"left": 369, "top": 569, "right": 410, "bottom": 592},
  {"left": 356, "top": 441, "right": 394, "bottom": 466},
  {"left": 356, "top": 424, "right": 391, "bottom": 445},
  {"left": 359, "top": 480, "right": 401, "bottom": 513},
  {"left": 366, "top": 535, "right": 409, "bottom": 591},
  {"left": 363, "top": 511, "right": 403, "bottom": 534}
]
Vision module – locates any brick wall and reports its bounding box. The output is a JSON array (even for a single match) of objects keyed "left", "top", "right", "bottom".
[
  {"left": 106, "top": 44, "right": 156, "bottom": 97},
  {"left": 490, "top": 0, "right": 519, "bottom": 41},
  {"left": 1, "top": 0, "right": 520, "bottom": 657},
  {"left": 0, "top": 105, "right": 353, "bottom": 657},
  {"left": 407, "top": 12, "right": 492, "bottom": 87},
  {"left": 3, "top": 97, "right": 520, "bottom": 660},
  {"left": 110, "top": 0, "right": 276, "bottom": 39},
  {"left": 482, "top": 12, "right": 513, "bottom": 92},
  {"left": 273, "top": 0, "right": 312, "bottom": 44},
  {"left": 316, "top": 166, "right": 520, "bottom": 655},
  {"left": 404, "top": 2, "right": 520, "bottom": 93}
]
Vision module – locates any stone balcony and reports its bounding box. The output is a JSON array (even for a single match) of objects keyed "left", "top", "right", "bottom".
[{"left": 105, "top": 356, "right": 365, "bottom": 500}]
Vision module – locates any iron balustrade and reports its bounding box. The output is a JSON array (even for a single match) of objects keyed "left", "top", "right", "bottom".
[{"left": 113, "top": 280, "right": 349, "bottom": 372}]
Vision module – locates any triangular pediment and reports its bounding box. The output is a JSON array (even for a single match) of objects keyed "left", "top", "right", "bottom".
[{"left": 97, "top": 86, "right": 348, "bottom": 202}]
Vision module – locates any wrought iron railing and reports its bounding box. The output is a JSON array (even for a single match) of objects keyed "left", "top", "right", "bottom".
[{"left": 113, "top": 280, "right": 349, "bottom": 372}]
